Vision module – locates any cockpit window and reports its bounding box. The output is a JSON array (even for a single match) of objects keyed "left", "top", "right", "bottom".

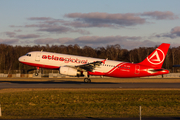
[{"left": 26, "top": 54, "right": 31, "bottom": 57}]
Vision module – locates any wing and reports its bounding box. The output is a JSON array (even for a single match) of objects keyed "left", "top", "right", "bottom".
[{"left": 74, "top": 59, "right": 107, "bottom": 72}]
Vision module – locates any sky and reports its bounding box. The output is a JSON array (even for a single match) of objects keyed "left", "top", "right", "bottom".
[{"left": 1, "top": 0, "right": 180, "bottom": 49}]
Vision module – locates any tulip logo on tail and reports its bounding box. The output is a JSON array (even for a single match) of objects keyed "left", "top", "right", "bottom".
[{"left": 147, "top": 48, "right": 165, "bottom": 65}]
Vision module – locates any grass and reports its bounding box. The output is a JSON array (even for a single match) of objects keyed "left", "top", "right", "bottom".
[{"left": 0, "top": 89, "right": 180, "bottom": 119}]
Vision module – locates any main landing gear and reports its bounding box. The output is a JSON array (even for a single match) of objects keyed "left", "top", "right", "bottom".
[
  {"left": 83, "top": 72, "right": 91, "bottom": 83},
  {"left": 84, "top": 78, "right": 91, "bottom": 83}
]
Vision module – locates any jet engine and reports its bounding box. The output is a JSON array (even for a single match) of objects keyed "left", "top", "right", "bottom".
[{"left": 59, "top": 66, "right": 79, "bottom": 76}]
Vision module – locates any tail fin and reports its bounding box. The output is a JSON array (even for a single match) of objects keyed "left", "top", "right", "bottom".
[{"left": 139, "top": 43, "right": 170, "bottom": 68}]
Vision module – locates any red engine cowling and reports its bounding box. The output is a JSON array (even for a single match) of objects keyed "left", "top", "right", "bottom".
[{"left": 59, "top": 66, "right": 78, "bottom": 76}]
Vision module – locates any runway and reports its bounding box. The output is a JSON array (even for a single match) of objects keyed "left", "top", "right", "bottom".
[
  {"left": 0, "top": 78, "right": 180, "bottom": 89},
  {"left": 1, "top": 78, "right": 180, "bottom": 120}
]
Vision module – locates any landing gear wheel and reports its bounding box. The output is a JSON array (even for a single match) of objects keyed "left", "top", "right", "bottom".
[
  {"left": 84, "top": 78, "right": 91, "bottom": 83},
  {"left": 35, "top": 73, "right": 39, "bottom": 76}
]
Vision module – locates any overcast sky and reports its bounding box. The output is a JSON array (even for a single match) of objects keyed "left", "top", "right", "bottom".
[{"left": 1, "top": 0, "right": 180, "bottom": 49}]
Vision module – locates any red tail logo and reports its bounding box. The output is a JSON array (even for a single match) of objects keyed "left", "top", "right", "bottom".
[
  {"left": 139, "top": 43, "right": 170, "bottom": 68},
  {"left": 147, "top": 48, "right": 165, "bottom": 65}
]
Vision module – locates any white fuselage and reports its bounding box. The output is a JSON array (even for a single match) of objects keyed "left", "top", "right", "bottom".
[{"left": 18, "top": 51, "right": 123, "bottom": 73}]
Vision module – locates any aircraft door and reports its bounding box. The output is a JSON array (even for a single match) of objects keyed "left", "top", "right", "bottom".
[
  {"left": 135, "top": 65, "right": 140, "bottom": 74},
  {"left": 35, "top": 53, "right": 41, "bottom": 62}
]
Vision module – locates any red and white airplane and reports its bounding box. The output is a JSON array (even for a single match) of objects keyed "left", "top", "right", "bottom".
[{"left": 18, "top": 43, "right": 170, "bottom": 83}]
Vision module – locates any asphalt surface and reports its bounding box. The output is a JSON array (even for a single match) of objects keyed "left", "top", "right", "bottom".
[{"left": 0, "top": 80, "right": 180, "bottom": 89}]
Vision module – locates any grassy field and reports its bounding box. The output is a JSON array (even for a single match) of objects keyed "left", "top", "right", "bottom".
[{"left": 0, "top": 88, "right": 180, "bottom": 119}]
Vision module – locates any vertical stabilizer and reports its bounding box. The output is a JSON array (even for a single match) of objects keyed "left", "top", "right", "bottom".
[{"left": 138, "top": 43, "right": 170, "bottom": 68}]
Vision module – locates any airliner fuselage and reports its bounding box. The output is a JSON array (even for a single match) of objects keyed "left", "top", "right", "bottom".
[{"left": 19, "top": 43, "right": 170, "bottom": 82}]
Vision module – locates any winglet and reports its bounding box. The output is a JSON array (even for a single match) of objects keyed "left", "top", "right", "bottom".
[
  {"left": 101, "top": 59, "right": 107, "bottom": 64},
  {"left": 138, "top": 43, "right": 170, "bottom": 68}
]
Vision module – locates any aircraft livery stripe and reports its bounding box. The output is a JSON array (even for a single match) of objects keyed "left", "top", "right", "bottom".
[{"left": 107, "top": 63, "right": 126, "bottom": 74}]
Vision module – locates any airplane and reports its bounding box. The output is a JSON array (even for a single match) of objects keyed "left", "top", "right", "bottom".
[{"left": 18, "top": 43, "right": 170, "bottom": 83}]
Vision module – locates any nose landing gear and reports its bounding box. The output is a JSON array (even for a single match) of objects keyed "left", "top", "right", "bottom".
[
  {"left": 35, "top": 73, "right": 39, "bottom": 76},
  {"left": 35, "top": 67, "right": 40, "bottom": 76}
]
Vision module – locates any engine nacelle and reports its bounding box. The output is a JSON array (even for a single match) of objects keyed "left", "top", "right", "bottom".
[{"left": 59, "top": 66, "right": 78, "bottom": 76}]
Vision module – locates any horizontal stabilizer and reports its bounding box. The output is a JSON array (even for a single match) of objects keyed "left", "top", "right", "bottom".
[{"left": 173, "top": 65, "right": 180, "bottom": 67}]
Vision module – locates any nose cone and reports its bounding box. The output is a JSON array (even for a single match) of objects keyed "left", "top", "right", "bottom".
[{"left": 18, "top": 56, "right": 25, "bottom": 63}]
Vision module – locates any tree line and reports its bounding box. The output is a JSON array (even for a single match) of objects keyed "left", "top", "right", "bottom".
[{"left": 0, "top": 44, "right": 180, "bottom": 73}]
